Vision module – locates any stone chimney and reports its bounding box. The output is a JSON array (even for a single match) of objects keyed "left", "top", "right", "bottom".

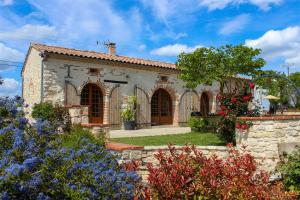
[{"left": 107, "top": 42, "right": 116, "bottom": 55}]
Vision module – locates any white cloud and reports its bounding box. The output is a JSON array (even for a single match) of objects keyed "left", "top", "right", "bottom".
[
  {"left": 0, "top": 78, "right": 20, "bottom": 97},
  {"left": 245, "top": 26, "right": 300, "bottom": 66},
  {"left": 0, "top": 43, "right": 24, "bottom": 61},
  {"left": 219, "top": 14, "right": 250, "bottom": 35},
  {"left": 0, "top": 24, "right": 57, "bottom": 41},
  {"left": 199, "top": 0, "right": 282, "bottom": 11},
  {"left": 150, "top": 44, "right": 202, "bottom": 56},
  {"left": 26, "top": 0, "right": 143, "bottom": 47},
  {"left": 140, "top": 0, "right": 199, "bottom": 26},
  {"left": 0, "top": 0, "right": 13, "bottom": 6}
]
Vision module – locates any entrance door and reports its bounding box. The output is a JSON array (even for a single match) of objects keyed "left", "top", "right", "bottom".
[
  {"left": 151, "top": 89, "right": 172, "bottom": 125},
  {"left": 81, "top": 84, "right": 103, "bottom": 123},
  {"left": 200, "top": 92, "right": 209, "bottom": 117}
]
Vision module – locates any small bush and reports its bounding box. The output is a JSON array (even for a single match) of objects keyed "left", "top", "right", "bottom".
[
  {"left": 279, "top": 147, "right": 300, "bottom": 194},
  {"left": 32, "top": 102, "right": 71, "bottom": 132},
  {"left": 147, "top": 144, "right": 296, "bottom": 200},
  {"left": 188, "top": 117, "right": 207, "bottom": 132},
  {"left": 60, "top": 125, "right": 104, "bottom": 149}
]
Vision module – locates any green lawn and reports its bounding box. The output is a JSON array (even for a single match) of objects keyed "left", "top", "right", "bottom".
[{"left": 110, "top": 131, "right": 225, "bottom": 146}]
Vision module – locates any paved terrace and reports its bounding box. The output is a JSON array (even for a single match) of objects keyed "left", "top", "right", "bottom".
[{"left": 109, "top": 126, "right": 191, "bottom": 138}]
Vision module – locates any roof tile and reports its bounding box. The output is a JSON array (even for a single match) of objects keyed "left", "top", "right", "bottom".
[{"left": 31, "top": 43, "right": 176, "bottom": 70}]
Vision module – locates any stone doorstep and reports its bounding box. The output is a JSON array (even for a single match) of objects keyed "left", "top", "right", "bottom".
[{"left": 81, "top": 123, "right": 110, "bottom": 128}]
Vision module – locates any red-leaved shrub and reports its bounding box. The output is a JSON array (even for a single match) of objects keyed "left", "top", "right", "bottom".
[{"left": 147, "top": 144, "right": 296, "bottom": 200}]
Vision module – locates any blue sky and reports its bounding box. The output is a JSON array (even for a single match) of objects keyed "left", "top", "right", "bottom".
[{"left": 0, "top": 0, "right": 300, "bottom": 96}]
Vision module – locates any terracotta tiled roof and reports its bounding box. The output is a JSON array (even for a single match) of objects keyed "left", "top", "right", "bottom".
[{"left": 31, "top": 43, "right": 176, "bottom": 70}]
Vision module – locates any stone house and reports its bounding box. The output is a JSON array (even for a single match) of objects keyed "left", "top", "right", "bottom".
[{"left": 22, "top": 43, "right": 220, "bottom": 129}]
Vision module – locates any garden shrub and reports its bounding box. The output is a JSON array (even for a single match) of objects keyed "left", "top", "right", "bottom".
[
  {"left": 188, "top": 116, "right": 221, "bottom": 133},
  {"left": 188, "top": 117, "right": 207, "bottom": 132},
  {"left": 0, "top": 96, "right": 24, "bottom": 129},
  {"left": 60, "top": 125, "right": 104, "bottom": 149},
  {"left": 278, "top": 147, "right": 300, "bottom": 194},
  {"left": 32, "top": 102, "right": 71, "bottom": 132},
  {"left": 147, "top": 144, "right": 296, "bottom": 200},
  {"left": 0, "top": 98, "right": 142, "bottom": 199},
  {"left": 217, "top": 82, "right": 260, "bottom": 143}
]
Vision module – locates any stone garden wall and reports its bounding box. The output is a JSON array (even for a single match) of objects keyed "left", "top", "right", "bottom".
[
  {"left": 236, "top": 115, "right": 300, "bottom": 172},
  {"left": 111, "top": 145, "right": 228, "bottom": 181}
]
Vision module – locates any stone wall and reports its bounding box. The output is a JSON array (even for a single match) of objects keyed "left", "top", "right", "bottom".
[
  {"left": 67, "top": 106, "right": 89, "bottom": 124},
  {"left": 236, "top": 115, "right": 300, "bottom": 172},
  {"left": 22, "top": 48, "right": 43, "bottom": 116},
  {"left": 112, "top": 145, "right": 228, "bottom": 181}
]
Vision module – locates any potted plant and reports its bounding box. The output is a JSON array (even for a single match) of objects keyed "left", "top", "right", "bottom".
[{"left": 121, "top": 96, "right": 136, "bottom": 130}]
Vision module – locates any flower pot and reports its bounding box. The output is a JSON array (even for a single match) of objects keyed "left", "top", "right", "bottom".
[{"left": 124, "top": 121, "right": 136, "bottom": 130}]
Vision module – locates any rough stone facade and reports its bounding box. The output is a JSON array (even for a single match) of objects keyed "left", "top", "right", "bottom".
[
  {"left": 236, "top": 116, "right": 300, "bottom": 172},
  {"left": 22, "top": 48, "right": 42, "bottom": 117},
  {"left": 22, "top": 44, "right": 221, "bottom": 128}
]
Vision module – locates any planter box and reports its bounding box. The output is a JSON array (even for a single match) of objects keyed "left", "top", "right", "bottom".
[{"left": 124, "top": 121, "right": 136, "bottom": 130}]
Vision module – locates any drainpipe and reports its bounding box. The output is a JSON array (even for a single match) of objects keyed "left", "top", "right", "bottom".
[{"left": 39, "top": 51, "right": 46, "bottom": 103}]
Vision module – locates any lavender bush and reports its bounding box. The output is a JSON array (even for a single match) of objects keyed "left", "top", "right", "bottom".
[{"left": 0, "top": 97, "right": 141, "bottom": 199}]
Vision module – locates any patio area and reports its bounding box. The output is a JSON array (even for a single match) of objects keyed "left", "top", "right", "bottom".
[{"left": 109, "top": 126, "right": 191, "bottom": 138}]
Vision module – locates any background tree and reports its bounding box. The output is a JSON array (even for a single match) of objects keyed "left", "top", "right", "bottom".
[
  {"left": 176, "top": 44, "right": 265, "bottom": 93},
  {"left": 0, "top": 76, "right": 3, "bottom": 85},
  {"left": 255, "top": 70, "right": 300, "bottom": 107},
  {"left": 288, "top": 72, "right": 300, "bottom": 107}
]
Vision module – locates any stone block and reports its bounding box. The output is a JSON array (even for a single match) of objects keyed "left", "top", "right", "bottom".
[
  {"left": 71, "top": 116, "right": 81, "bottom": 124},
  {"left": 69, "top": 108, "right": 81, "bottom": 117},
  {"left": 81, "top": 116, "right": 89, "bottom": 124}
]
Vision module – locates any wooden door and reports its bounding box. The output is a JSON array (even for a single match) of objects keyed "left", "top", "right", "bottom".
[
  {"left": 136, "top": 87, "right": 150, "bottom": 128},
  {"left": 80, "top": 84, "right": 103, "bottom": 123},
  {"left": 179, "top": 91, "right": 200, "bottom": 123},
  {"left": 65, "top": 82, "right": 79, "bottom": 106},
  {"left": 109, "top": 86, "right": 121, "bottom": 129},
  {"left": 200, "top": 92, "right": 209, "bottom": 117},
  {"left": 151, "top": 89, "right": 172, "bottom": 125}
]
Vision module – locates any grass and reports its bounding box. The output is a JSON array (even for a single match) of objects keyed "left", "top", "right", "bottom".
[
  {"left": 110, "top": 131, "right": 225, "bottom": 146},
  {"left": 60, "top": 125, "right": 104, "bottom": 149}
]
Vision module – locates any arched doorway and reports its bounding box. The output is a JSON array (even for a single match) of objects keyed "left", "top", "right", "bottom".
[
  {"left": 179, "top": 91, "right": 200, "bottom": 123},
  {"left": 151, "top": 89, "right": 173, "bottom": 125},
  {"left": 200, "top": 92, "right": 210, "bottom": 117},
  {"left": 81, "top": 84, "right": 103, "bottom": 123}
]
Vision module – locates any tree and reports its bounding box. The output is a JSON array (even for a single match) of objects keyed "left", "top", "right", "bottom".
[
  {"left": 287, "top": 72, "right": 300, "bottom": 107},
  {"left": 176, "top": 45, "right": 265, "bottom": 93},
  {"left": 0, "top": 76, "right": 3, "bottom": 85},
  {"left": 254, "top": 70, "right": 298, "bottom": 107}
]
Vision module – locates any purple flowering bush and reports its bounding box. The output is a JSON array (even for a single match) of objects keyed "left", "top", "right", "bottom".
[{"left": 0, "top": 97, "right": 141, "bottom": 199}]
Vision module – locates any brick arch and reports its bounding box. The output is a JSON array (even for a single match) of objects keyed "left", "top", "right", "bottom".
[
  {"left": 78, "top": 79, "right": 109, "bottom": 96},
  {"left": 149, "top": 84, "right": 178, "bottom": 103}
]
